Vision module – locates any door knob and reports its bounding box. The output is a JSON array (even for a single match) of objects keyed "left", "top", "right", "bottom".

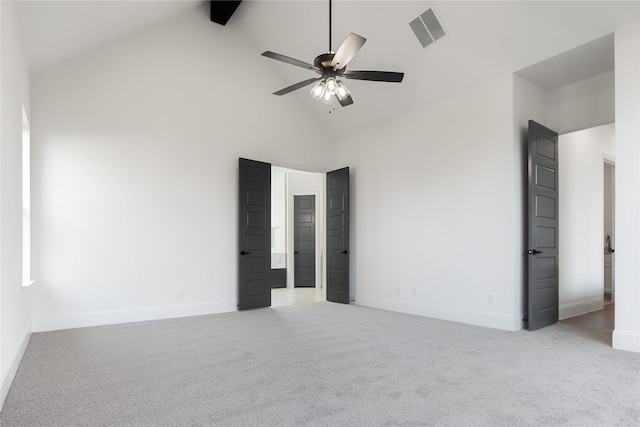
[
  {"left": 240, "top": 250, "right": 251, "bottom": 255},
  {"left": 341, "top": 250, "right": 349, "bottom": 254},
  {"left": 294, "top": 251, "right": 300, "bottom": 254},
  {"left": 527, "top": 249, "right": 542, "bottom": 255}
]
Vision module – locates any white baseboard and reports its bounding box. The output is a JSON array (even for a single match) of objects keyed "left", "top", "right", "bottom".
[
  {"left": 1, "top": 326, "right": 31, "bottom": 412},
  {"left": 355, "top": 295, "right": 520, "bottom": 331},
  {"left": 559, "top": 297, "right": 604, "bottom": 320},
  {"left": 32, "top": 300, "right": 237, "bottom": 332},
  {"left": 612, "top": 329, "right": 640, "bottom": 353}
]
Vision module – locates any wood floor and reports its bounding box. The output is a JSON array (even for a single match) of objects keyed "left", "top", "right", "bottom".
[
  {"left": 559, "top": 302, "right": 614, "bottom": 348},
  {"left": 271, "top": 287, "right": 325, "bottom": 307},
  {"left": 560, "top": 301, "right": 614, "bottom": 331}
]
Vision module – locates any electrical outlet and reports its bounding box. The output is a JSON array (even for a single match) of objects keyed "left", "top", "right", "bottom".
[
  {"left": 412, "top": 288, "right": 417, "bottom": 297},
  {"left": 178, "top": 288, "right": 185, "bottom": 298},
  {"left": 488, "top": 293, "right": 495, "bottom": 304}
]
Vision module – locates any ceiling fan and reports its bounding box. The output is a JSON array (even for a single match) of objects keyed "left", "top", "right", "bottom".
[{"left": 261, "top": 0, "right": 404, "bottom": 107}]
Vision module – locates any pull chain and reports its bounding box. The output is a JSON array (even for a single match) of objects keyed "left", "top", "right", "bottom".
[{"left": 328, "top": 98, "right": 336, "bottom": 114}]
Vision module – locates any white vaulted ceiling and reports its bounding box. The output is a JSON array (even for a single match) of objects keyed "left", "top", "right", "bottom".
[
  {"left": 13, "top": 0, "right": 640, "bottom": 139},
  {"left": 15, "top": 0, "right": 201, "bottom": 75}
]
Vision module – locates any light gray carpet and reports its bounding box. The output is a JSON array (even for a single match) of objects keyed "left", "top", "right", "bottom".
[{"left": 1, "top": 302, "right": 639, "bottom": 426}]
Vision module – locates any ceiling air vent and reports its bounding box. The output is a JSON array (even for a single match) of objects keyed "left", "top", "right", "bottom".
[{"left": 409, "top": 8, "right": 447, "bottom": 48}]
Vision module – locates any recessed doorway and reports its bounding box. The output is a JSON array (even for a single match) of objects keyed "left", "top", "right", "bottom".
[
  {"left": 270, "top": 166, "right": 325, "bottom": 307},
  {"left": 557, "top": 124, "right": 615, "bottom": 325},
  {"left": 239, "top": 159, "right": 350, "bottom": 310}
]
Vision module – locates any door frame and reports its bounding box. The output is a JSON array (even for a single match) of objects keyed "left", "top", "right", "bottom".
[
  {"left": 525, "top": 123, "right": 618, "bottom": 328},
  {"left": 287, "top": 190, "right": 325, "bottom": 294},
  {"left": 240, "top": 159, "right": 350, "bottom": 307},
  {"left": 603, "top": 157, "right": 615, "bottom": 303}
]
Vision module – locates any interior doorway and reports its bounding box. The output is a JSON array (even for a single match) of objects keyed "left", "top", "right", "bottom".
[
  {"left": 238, "top": 159, "right": 350, "bottom": 309},
  {"left": 270, "top": 166, "right": 326, "bottom": 306},
  {"left": 553, "top": 125, "right": 616, "bottom": 342},
  {"left": 557, "top": 124, "right": 615, "bottom": 330}
]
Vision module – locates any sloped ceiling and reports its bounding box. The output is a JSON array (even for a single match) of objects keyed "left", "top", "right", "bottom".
[
  {"left": 14, "top": 0, "right": 640, "bottom": 140},
  {"left": 15, "top": 0, "right": 201, "bottom": 75}
]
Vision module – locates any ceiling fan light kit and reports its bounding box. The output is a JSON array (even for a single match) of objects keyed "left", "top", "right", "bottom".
[
  {"left": 261, "top": 0, "right": 404, "bottom": 109},
  {"left": 311, "top": 77, "right": 351, "bottom": 104}
]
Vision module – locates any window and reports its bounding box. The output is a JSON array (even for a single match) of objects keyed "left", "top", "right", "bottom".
[{"left": 22, "top": 106, "right": 34, "bottom": 287}]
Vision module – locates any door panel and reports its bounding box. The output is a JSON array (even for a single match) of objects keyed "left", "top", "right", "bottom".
[
  {"left": 238, "top": 158, "right": 271, "bottom": 310},
  {"left": 294, "top": 195, "right": 316, "bottom": 288},
  {"left": 527, "top": 121, "right": 559, "bottom": 330},
  {"left": 603, "top": 162, "right": 615, "bottom": 301},
  {"left": 326, "top": 167, "right": 350, "bottom": 304}
]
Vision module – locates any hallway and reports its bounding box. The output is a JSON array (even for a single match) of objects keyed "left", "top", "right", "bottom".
[
  {"left": 559, "top": 303, "right": 614, "bottom": 346},
  {"left": 271, "top": 287, "right": 325, "bottom": 307}
]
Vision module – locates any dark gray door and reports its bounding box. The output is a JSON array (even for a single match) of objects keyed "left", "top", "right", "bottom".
[
  {"left": 294, "top": 195, "right": 316, "bottom": 287},
  {"left": 238, "top": 158, "right": 271, "bottom": 310},
  {"left": 326, "top": 167, "right": 350, "bottom": 304},
  {"left": 527, "top": 120, "right": 559, "bottom": 330}
]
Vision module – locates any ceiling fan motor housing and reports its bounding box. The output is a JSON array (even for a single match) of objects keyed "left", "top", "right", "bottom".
[
  {"left": 314, "top": 53, "right": 334, "bottom": 68},
  {"left": 314, "top": 53, "right": 346, "bottom": 79}
]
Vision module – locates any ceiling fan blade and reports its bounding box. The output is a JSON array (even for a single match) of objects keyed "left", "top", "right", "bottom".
[
  {"left": 343, "top": 70, "right": 404, "bottom": 83},
  {"left": 273, "top": 77, "right": 322, "bottom": 96},
  {"left": 330, "top": 33, "right": 367, "bottom": 70},
  {"left": 261, "top": 51, "right": 320, "bottom": 72},
  {"left": 338, "top": 94, "right": 354, "bottom": 107}
]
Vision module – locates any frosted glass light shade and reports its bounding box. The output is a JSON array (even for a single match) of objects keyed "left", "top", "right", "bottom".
[
  {"left": 310, "top": 82, "right": 326, "bottom": 100},
  {"left": 325, "top": 77, "right": 338, "bottom": 95},
  {"left": 336, "top": 81, "right": 350, "bottom": 101},
  {"left": 321, "top": 89, "right": 333, "bottom": 104}
]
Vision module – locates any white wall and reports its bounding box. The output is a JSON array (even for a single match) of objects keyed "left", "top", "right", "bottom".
[
  {"left": 613, "top": 22, "right": 640, "bottom": 352},
  {"left": 334, "top": 48, "right": 631, "bottom": 336},
  {"left": 336, "top": 74, "right": 520, "bottom": 331},
  {"left": 0, "top": 1, "right": 32, "bottom": 408},
  {"left": 558, "top": 124, "right": 615, "bottom": 319},
  {"left": 546, "top": 70, "right": 615, "bottom": 134},
  {"left": 271, "top": 167, "right": 286, "bottom": 268},
  {"left": 23, "top": 3, "right": 640, "bottom": 355},
  {"left": 30, "top": 8, "right": 334, "bottom": 332},
  {"left": 516, "top": 67, "right": 616, "bottom": 137}
]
